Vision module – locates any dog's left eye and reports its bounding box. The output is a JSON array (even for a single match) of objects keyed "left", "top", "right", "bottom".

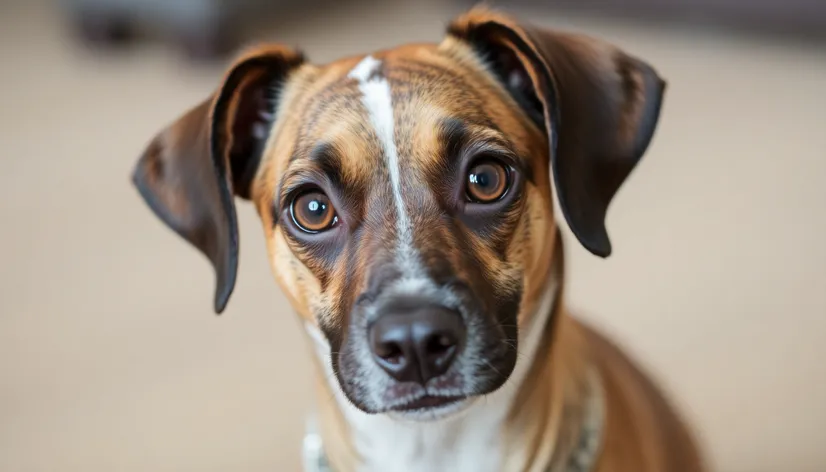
[
  {"left": 290, "top": 189, "right": 338, "bottom": 233},
  {"left": 466, "top": 160, "right": 510, "bottom": 203}
]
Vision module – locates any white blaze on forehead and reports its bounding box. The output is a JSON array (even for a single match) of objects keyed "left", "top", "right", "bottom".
[{"left": 348, "top": 55, "right": 420, "bottom": 274}]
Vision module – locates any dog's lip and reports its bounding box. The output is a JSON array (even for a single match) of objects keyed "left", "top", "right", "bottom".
[{"left": 389, "top": 394, "right": 465, "bottom": 412}]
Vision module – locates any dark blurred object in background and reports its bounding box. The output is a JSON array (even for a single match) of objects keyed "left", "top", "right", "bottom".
[
  {"left": 500, "top": 0, "right": 826, "bottom": 41},
  {"left": 61, "top": 0, "right": 285, "bottom": 60},
  {"left": 64, "top": 0, "right": 826, "bottom": 63}
]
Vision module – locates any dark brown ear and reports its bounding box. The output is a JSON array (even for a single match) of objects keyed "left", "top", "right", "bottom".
[
  {"left": 132, "top": 45, "right": 305, "bottom": 313},
  {"left": 447, "top": 8, "right": 666, "bottom": 257}
]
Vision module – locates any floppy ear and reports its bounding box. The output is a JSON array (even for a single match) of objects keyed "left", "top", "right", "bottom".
[
  {"left": 447, "top": 8, "right": 666, "bottom": 257},
  {"left": 131, "top": 45, "right": 305, "bottom": 314}
]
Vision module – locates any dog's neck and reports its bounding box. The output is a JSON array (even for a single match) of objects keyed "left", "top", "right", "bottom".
[{"left": 304, "top": 240, "right": 595, "bottom": 472}]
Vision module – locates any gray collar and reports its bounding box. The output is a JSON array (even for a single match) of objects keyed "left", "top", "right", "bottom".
[
  {"left": 548, "top": 368, "right": 606, "bottom": 472},
  {"left": 301, "top": 420, "right": 332, "bottom": 472},
  {"left": 301, "top": 369, "right": 605, "bottom": 472}
]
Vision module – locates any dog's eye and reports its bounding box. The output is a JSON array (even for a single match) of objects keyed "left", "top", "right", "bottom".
[
  {"left": 466, "top": 160, "right": 509, "bottom": 203},
  {"left": 290, "top": 190, "right": 338, "bottom": 233}
]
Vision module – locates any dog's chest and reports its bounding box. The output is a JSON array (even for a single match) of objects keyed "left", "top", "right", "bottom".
[{"left": 350, "top": 405, "right": 508, "bottom": 472}]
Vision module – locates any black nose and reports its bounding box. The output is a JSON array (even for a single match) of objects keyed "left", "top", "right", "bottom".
[{"left": 368, "top": 305, "right": 465, "bottom": 385}]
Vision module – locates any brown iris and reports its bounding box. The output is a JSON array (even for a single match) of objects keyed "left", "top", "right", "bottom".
[
  {"left": 466, "top": 160, "right": 509, "bottom": 203},
  {"left": 290, "top": 190, "right": 337, "bottom": 233}
]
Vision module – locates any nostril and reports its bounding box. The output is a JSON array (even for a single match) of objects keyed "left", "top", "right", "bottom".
[
  {"left": 369, "top": 319, "right": 413, "bottom": 378},
  {"left": 425, "top": 333, "right": 457, "bottom": 358},
  {"left": 375, "top": 341, "right": 405, "bottom": 365}
]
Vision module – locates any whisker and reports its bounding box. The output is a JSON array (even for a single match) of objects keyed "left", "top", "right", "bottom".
[
  {"left": 483, "top": 358, "right": 505, "bottom": 378},
  {"left": 499, "top": 339, "right": 528, "bottom": 362}
]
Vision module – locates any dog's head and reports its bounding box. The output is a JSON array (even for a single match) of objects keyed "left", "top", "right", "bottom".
[{"left": 132, "top": 9, "right": 664, "bottom": 419}]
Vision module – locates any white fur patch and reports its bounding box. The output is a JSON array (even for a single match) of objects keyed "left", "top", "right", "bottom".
[
  {"left": 304, "top": 274, "right": 560, "bottom": 472},
  {"left": 348, "top": 56, "right": 419, "bottom": 274}
]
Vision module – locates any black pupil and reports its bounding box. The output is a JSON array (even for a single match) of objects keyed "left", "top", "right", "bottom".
[
  {"left": 470, "top": 165, "right": 500, "bottom": 194},
  {"left": 474, "top": 171, "right": 491, "bottom": 188},
  {"left": 305, "top": 197, "right": 327, "bottom": 220}
]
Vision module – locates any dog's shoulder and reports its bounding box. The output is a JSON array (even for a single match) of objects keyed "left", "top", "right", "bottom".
[{"left": 571, "top": 318, "right": 706, "bottom": 472}]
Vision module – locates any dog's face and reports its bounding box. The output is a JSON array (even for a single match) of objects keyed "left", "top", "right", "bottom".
[
  {"left": 132, "top": 9, "right": 664, "bottom": 418},
  {"left": 260, "top": 44, "right": 553, "bottom": 416}
]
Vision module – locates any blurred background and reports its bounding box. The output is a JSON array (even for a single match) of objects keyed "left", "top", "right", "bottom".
[{"left": 1, "top": 0, "right": 824, "bottom": 471}]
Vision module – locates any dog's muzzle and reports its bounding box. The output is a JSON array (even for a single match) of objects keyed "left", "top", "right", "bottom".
[{"left": 332, "top": 261, "right": 520, "bottom": 415}]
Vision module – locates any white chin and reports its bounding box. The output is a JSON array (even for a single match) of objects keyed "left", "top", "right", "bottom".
[{"left": 387, "top": 397, "right": 476, "bottom": 422}]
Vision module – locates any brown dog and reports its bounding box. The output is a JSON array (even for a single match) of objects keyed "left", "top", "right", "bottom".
[{"left": 132, "top": 7, "right": 704, "bottom": 472}]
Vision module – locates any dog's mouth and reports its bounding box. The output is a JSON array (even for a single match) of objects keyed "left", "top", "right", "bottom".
[
  {"left": 389, "top": 394, "right": 466, "bottom": 412},
  {"left": 384, "top": 394, "right": 474, "bottom": 421}
]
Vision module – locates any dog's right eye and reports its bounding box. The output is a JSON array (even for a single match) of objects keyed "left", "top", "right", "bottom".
[
  {"left": 290, "top": 190, "right": 338, "bottom": 233},
  {"left": 466, "top": 160, "right": 510, "bottom": 203}
]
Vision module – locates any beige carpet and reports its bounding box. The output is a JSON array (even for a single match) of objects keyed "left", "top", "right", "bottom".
[{"left": 1, "top": 1, "right": 825, "bottom": 471}]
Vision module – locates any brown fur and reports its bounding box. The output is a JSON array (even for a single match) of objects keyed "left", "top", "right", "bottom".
[
  {"left": 131, "top": 6, "right": 704, "bottom": 472},
  {"left": 584, "top": 322, "right": 705, "bottom": 472}
]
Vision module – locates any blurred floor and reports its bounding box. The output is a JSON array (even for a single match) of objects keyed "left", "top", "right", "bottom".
[{"left": 1, "top": 1, "right": 825, "bottom": 471}]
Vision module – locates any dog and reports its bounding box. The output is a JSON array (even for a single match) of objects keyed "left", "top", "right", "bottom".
[{"left": 131, "top": 7, "right": 705, "bottom": 472}]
